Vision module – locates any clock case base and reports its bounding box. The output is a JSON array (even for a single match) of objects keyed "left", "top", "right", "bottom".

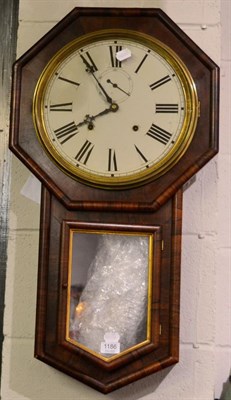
[{"left": 35, "top": 186, "right": 182, "bottom": 394}]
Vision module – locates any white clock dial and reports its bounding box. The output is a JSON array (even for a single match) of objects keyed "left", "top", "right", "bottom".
[{"left": 33, "top": 30, "right": 198, "bottom": 188}]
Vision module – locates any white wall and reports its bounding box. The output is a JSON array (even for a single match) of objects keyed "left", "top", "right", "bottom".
[
  {"left": 215, "top": 0, "right": 231, "bottom": 397},
  {"left": 1, "top": 1, "right": 230, "bottom": 399}
]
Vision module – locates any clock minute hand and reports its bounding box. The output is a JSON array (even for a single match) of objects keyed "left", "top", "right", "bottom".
[{"left": 80, "top": 54, "right": 113, "bottom": 105}]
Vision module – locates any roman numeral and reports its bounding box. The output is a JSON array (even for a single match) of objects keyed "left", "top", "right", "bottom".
[
  {"left": 135, "top": 54, "right": 148, "bottom": 74},
  {"left": 134, "top": 145, "right": 148, "bottom": 164},
  {"left": 75, "top": 140, "right": 94, "bottom": 165},
  {"left": 54, "top": 122, "right": 78, "bottom": 144},
  {"left": 57, "top": 76, "right": 80, "bottom": 87},
  {"left": 149, "top": 75, "right": 171, "bottom": 91},
  {"left": 80, "top": 52, "right": 98, "bottom": 72},
  {"left": 108, "top": 148, "right": 118, "bottom": 172},
  {"left": 49, "top": 102, "right": 72, "bottom": 112},
  {"left": 109, "top": 45, "right": 122, "bottom": 68},
  {"left": 147, "top": 124, "right": 172, "bottom": 145},
  {"left": 155, "top": 104, "right": 179, "bottom": 113}
]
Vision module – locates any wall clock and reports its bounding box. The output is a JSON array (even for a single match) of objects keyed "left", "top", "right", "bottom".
[
  {"left": 10, "top": 7, "right": 219, "bottom": 393},
  {"left": 10, "top": 7, "right": 218, "bottom": 210}
]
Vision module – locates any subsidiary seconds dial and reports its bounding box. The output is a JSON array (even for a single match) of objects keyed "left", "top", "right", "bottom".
[{"left": 33, "top": 29, "right": 199, "bottom": 188}]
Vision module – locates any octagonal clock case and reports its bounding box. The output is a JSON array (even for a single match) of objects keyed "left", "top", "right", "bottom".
[{"left": 10, "top": 7, "right": 219, "bottom": 393}]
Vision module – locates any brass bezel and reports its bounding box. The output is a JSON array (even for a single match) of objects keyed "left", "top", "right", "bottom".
[
  {"left": 33, "top": 29, "right": 199, "bottom": 189},
  {"left": 66, "top": 228, "right": 154, "bottom": 362}
]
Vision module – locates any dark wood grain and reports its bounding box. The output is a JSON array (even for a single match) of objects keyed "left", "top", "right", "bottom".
[
  {"left": 9, "top": 7, "right": 219, "bottom": 211},
  {"left": 35, "top": 187, "right": 182, "bottom": 393}
]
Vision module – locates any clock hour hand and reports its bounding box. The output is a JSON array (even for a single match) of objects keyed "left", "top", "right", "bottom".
[
  {"left": 92, "top": 103, "right": 119, "bottom": 118},
  {"left": 80, "top": 54, "right": 113, "bottom": 105},
  {"left": 76, "top": 103, "right": 119, "bottom": 130}
]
